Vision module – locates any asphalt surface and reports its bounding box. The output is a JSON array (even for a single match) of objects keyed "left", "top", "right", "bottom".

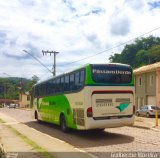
[{"left": 0, "top": 108, "right": 160, "bottom": 158}]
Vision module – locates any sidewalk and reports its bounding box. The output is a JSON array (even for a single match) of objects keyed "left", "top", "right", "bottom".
[
  {"left": 0, "top": 122, "right": 40, "bottom": 158},
  {"left": 0, "top": 112, "right": 96, "bottom": 158},
  {"left": 134, "top": 116, "right": 160, "bottom": 131},
  {"left": 1, "top": 111, "right": 159, "bottom": 158}
]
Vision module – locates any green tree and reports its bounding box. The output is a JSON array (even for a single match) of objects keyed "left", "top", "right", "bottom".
[
  {"left": 0, "top": 77, "right": 37, "bottom": 100},
  {"left": 109, "top": 36, "right": 160, "bottom": 68},
  {"left": 148, "top": 44, "right": 160, "bottom": 63},
  {"left": 109, "top": 53, "right": 122, "bottom": 63},
  {"left": 25, "top": 75, "right": 39, "bottom": 92},
  {"left": 135, "top": 50, "right": 149, "bottom": 66}
]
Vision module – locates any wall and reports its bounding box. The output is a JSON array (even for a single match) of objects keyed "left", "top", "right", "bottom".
[
  {"left": 146, "top": 72, "right": 156, "bottom": 96},
  {"left": 19, "top": 94, "right": 30, "bottom": 108},
  {"left": 135, "top": 73, "right": 146, "bottom": 109},
  {"left": 156, "top": 69, "right": 160, "bottom": 106},
  {"left": 135, "top": 71, "right": 156, "bottom": 109}
]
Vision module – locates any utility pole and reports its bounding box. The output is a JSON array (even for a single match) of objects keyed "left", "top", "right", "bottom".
[
  {"left": 42, "top": 50, "right": 59, "bottom": 77},
  {"left": 4, "top": 84, "right": 6, "bottom": 107},
  {"left": 20, "top": 78, "right": 23, "bottom": 102},
  {"left": 3, "top": 73, "right": 11, "bottom": 107}
]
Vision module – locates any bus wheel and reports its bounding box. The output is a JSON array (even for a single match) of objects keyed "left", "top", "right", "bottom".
[
  {"left": 91, "top": 128, "right": 105, "bottom": 132},
  {"left": 35, "top": 111, "right": 38, "bottom": 120},
  {"left": 35, "top": 111, "right": 41, "bottom": 123},
  {"left": 60, "top": 115, "right": 68, "bottom": 132},
  {"left": 96, "top": 128, "right": 105, "bottom": 132}
]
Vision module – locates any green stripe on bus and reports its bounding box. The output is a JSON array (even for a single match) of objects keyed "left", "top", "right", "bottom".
[{"left": 39, "top": 95, "right": 77, "bottom": 129}]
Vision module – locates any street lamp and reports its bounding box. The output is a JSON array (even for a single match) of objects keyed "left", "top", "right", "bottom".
[{"left": 22, "top": 50, "right": 52, "bottom": 74}]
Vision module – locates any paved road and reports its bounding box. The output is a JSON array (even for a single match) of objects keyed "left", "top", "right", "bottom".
[
  {"left": 1, "top": 108, "right": 160, "bottom": 158},
  {"left": 136, "top": 115, "right": 160, "bottom": 124}
]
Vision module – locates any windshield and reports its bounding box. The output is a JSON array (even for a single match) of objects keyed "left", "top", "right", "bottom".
[
  {"left": 91, "top": 64, "right": 132, "bottom": 84},
  {"left": 151, "top": 106, "right": 160, "bottom": 110}
]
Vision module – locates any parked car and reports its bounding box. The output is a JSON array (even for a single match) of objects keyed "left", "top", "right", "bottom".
[
  {"left": 8, "top": 103, "right": 16, "bottom": 108},
  {"left": 136, "top": 105, "right": 160, "bottom": 117}
]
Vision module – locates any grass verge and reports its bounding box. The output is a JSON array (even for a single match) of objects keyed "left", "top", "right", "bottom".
[
  {"left": 0, "top": 118, "right": 54, "bottom": 158},
  {"left": 0, "top": 119, "right": 6, "bottom": 123}
]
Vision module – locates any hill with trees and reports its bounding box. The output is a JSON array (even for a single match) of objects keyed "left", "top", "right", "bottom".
[
  {"left": 0, "top": 75, "right": 39, "bottom": 100},
  {"left": 109, "top": 36, "right": 160, "bottom": 68}
]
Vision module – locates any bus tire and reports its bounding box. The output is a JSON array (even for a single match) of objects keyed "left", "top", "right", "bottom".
[
  {"left": 91, "top": 128, "right": 105, "bottom": 132},
  {"left": 35, "top": 111, "right": 38, "bottom": 119},
  {"left": 60, "top": 114, "right": 68, "bottom": 132},
  {"left": 35, "top": 111, "right": 41, "bottom": 123},
  {"left": 96, "top": 128, "right": 105, "bottom": 132}
]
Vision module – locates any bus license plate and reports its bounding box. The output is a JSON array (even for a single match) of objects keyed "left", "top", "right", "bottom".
[{"left": 110, "top": 116, "right": 118, "bottom": 119}]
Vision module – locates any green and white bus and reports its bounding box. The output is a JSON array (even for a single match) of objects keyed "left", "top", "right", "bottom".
[{"left": 32, "top": 63, "right": 135, "bottom": 132}]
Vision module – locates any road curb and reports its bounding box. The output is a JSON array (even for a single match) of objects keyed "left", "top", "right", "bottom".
[
  {"left": 151, "top": 126, "right": 160, "bottom": 132},
  {"left": 135, "top": 117, "right": 160, "bottom": 131},
  {"left": 16, "top": 108, "right": 32, "bottom": 111},
  {"left": 132, "top": 125, "right": 150, "bottom": 130},
  {"left": 0, "top": 111, "right": 96, "bottom": 158}
]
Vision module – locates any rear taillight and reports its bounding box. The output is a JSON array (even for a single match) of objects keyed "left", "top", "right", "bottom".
[
  {"left": 87, "top": 107, "right": 93, "bottom": 117},
  {"left": 133, "top": 105, "right": 135, "bottom": 114}
]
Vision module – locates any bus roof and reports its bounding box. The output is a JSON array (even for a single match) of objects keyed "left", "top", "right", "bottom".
[{"left": 34, "top": 63, "right": 131, "bottom": 86}]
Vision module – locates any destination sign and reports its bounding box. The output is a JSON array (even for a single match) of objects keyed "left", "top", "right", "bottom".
[{"left": 92, "top": 69, "right": 131, "bottom": 75}]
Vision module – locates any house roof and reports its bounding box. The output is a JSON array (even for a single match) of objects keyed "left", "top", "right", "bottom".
[
  {"left": 0, "top": 99, "right": 19, "bottom": 103},
  {"left": 134, "top": 62, "right": 160, "bottom": 75}
]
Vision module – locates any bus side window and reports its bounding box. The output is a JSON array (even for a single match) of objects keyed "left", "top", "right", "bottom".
[
  {"left": 75, "top": 71, "right": 80, "bottom": 90},
  {"left": 45, "top": 81, "right": 50, "bottom": 95},
  {"left": 38, "top": 86, "right": 40, "bottom": 97},
  {"left": 49, "top": 80, "right": 53, "bottom": 95},
  {"left": 55, "top": 78, "right": 60, "bottom": 93},
  {"left": 41, "top": 84, "right": 43, "bottom": 96},
  {"left": 69, "top": 73, "right": 75, "bottom": 91},
  {"left": 47, "top": 79, "right": 52, "bottom": 95},
  {"left": 44, "top": 83, "right": 46, "bottom": 96},
  {"left": 37, "top": 85, "right": 40, "bottom": 97},
  {"left": 38, "top": 85, "right": 40, "bottom": 97},
  {"left": 64, "top": 75, "right": 69, "bottom": 92},
  {"left": 34, "top": 87, "right": 37, "bottom": 97},
  {"left": 60, "top": 77, "right": 64, "bottom": 92},
  {"left": 37, "top": 87, "right": 39, "bottom": 97},
  {"left": 80, "top": 70, "right": 85, "bottom": 83},
  {"left": 43, "top": 83, "right": 47, "bottom": 96},
  {"left": 41, "top": 84, "right": 44, "bottom": 96},
  {"left": 51, "top": 79, "right": 55, "bottom": 94}
]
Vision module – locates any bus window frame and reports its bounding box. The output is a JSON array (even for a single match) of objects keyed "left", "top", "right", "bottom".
[{"left": 33, "top": 68, "right": 85, "bottom": 97}]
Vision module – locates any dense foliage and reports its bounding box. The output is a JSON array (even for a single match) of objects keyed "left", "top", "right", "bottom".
[
  {"left": 109, "top": 36, "right": 160, "bottom": 68},
  {"left": 0, "top": 75, "right": 39, "bottom": 99}
]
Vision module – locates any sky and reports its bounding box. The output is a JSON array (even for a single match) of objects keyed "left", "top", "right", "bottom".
[{"left": 0, "top": 0, "right": 160, "bottom": 80}]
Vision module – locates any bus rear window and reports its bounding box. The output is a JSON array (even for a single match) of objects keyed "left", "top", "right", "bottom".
[{"left": 91, "top": 64, "right": 132, "bottom": 84}]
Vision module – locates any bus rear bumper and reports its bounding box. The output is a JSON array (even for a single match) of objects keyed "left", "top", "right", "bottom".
[{"left": 85, "top": 115, "right": 135, "bottom": 130}]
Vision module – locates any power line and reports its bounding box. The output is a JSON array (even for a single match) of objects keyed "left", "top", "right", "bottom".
[
  {"left": 22, "top": 50, "right": 52, "bottom": 74},
  {"left": 62, "top": 26, "right": 160, "bottom": 66},
  {"left": 23, "top": 26, "right": 160, "bottom": 79}
]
